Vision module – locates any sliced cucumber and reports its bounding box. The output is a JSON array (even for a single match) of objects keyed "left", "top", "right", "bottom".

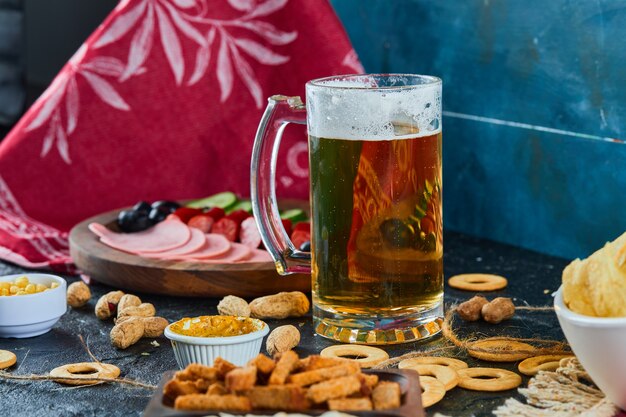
[
  {"left": 187, "top": 192, "right": 238, "bottom": 210},
  {"left": 227, "top": 200, "right": 253, "bottom": 214},
  {"left": 280, "top": 208, "right": 307, "bottom": 222}
]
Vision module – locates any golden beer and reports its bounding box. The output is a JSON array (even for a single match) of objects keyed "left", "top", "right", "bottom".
[
  {"left": 309, "top": 127, "right": 443, "bottom": 343},
  {"left": 251, "top": 74, "right": 443, "bottom": 344}
]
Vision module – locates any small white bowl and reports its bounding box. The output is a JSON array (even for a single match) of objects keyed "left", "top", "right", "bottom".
[
  {"left": 0, "top": 273, "right": 67, "bottom": 338},
  {"left": 554, "top": 286, "right": 626, "bottom": 409},
  {"left": 164, "top": 317, "right": 269, "bottom": 369}
]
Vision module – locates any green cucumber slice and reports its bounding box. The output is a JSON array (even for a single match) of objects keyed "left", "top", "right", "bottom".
[
  {"left": 280, "top": 208, "right": 307, "bottom": 222},
  {"left": 187, "top": 192, "right": 238, "bottom": 209},
  {"left": 227, "top": 200, "right": 253, "bottom": 214}
]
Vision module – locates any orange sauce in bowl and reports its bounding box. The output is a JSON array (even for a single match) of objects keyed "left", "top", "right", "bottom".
[{"left": 169, "top": 315, "right": 260, "bottom": 337}]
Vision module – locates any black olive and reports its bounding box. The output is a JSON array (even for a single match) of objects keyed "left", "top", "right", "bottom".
[
  {"left": 132, "top": 201, "right": 151, "bottom": 215},
  {"left": 299, "top": 241, "right": 311, "bottom": 252},
  {"left": 148, "top": 206, "right": 170, "bottom": 223},
  {"left": 151, "top": 200, "right": 180, "bottom": 213},
  {"left": 117, "top": 210, "right": 153, "bottom": 233},
  {"left": 379, "top": 218, "right": 415, "bottom": 248}
]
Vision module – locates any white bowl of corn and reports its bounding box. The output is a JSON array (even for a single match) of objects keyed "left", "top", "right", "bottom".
[{"left": 0, "top": 274, "right": 67, "bottom": 338}]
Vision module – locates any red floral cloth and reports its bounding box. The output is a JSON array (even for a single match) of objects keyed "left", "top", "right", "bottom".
[{"left": 0, "top": 0, "right": 362, "bottom": 271}]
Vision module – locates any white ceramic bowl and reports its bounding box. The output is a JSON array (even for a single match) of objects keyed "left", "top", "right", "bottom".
[
  {"left": 164, "top": 317, "right": 269, "bottom": 369},
  {"left": 554, "top": 286, "right": 626, "bottom": 409},
  {"left": 0, "top": 273, "right": 67, "bottom": 338}
]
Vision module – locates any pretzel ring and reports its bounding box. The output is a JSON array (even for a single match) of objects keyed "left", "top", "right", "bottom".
[
  {"left": 399, "top": 356, "right": 468, "bottom": 371},
  {"left": 419, "top": 376, "right": 446, "bottom": 408},
  {"left": 468, "top": 339, "right": 536, "bottom": 362},
  {"left": 50, "top": 362, "right": 120, "bottom": 385},
  {"left": 0, "top": 350, "right": 17, "bottom": 370},
  {"left": 398, "top": 363, "right": 458, "bottom": 391},
  {"left": 457, "top": 368, "right": 522, "bottom": 392},
  {"left": 518, "top": 355, "right": 575, "bottom": 376},
  {"left": 320, "top": 345, "right": 389, "bottom": 368},
  {"left": 448, "top": 274, "right": 508, "bottom": 291}
]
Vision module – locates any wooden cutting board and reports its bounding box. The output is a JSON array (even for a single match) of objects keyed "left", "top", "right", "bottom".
[{"left": 69, "top": 200, "right": 311, "bottom": 298}]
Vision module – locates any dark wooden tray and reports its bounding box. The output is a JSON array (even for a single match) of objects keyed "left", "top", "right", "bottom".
[
  {"left": 142, "top": 369, "right": 424, "bottom": 417},
  {"left": 69, "top": 199, "right": 311, "bottom": 298}
]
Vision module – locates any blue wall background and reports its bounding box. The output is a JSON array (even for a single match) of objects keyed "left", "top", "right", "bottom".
[{"left": 331, "top": 0, "right": 626, "bottom": 260}]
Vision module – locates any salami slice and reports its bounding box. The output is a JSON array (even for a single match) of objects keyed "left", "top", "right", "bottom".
[
  {"left": 239, "top": 249, "right": 273, "bottom": 263},
  {"left": 212, "top": 217, "right": 239, "bottom": 242},
  {"left": 88, "top": 219, "right": 191, "bottom": 253},
  {"left": 138, "top": 228, "right": 206, "bottom": 259},
  {"left": 196, "top": 242, "right": 252, "bottom": 263},
  {"left": 239, "top": 217, "right": 262, "bottom": 249},
  {"left": 175, "top": 234, "right": 231, "bottom": 260},
  {"left": 188, "top": 214, "right": 215, "bottom": 233}
]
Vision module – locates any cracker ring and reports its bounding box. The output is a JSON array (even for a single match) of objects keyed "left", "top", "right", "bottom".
[
  {"left": 0, "top": 350, "right": 17, "bottom": 370},
  {"left": 457, "top": 367, "right": 522, "bottom": 392},
  {"left": 50, "top": 362, "right": 121, "bottom": 386},
  {"left": 320, "top": 345, "right": 389, "bottom": 368},
  {"left": 468, "top": 339, "right": 536, "bottom": 362},
  {"left": 518, "top": 355, "right": 575, "bottom": 376},
  {"left": 398, "top": 363, "right": 458, "bottom": 391},
  {"left": 399, "top": 356, "right": 468, "bottom": 371},
  {"left": 419, "top": 376, "right": 446, "bottom": 408},
  {"left": 448, "top": 274, "right": 508, "bottom": 292}
]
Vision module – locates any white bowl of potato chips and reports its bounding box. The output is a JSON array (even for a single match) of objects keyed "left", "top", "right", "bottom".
[
  {"left": 0, "top": 274, "right": 67, "bottom": 338},
  {"left": 554, "top": 286, "right": 626, "bottom": 410}
]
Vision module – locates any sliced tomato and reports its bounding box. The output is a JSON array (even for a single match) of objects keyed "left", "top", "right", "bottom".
[
  {"left": 281, "top": 218, "right": 293, "bottom": 236},
  {"left": 173, "top": 207, "right": 203, "bottom": 224},
  {"left": 293, "top": 221, "right": 310, "bottom": 233},
  {"left": 188, "top": 214, "right": 215, "bottom": 233},
  {"left": 212, "top": 217, "right": 239, "bottom": 242},
  {"left": 227, "top": 209, "right": 251, "bottom": 224},
  {"left": 205, "top": 207, "right": 225, "bottom": 221},
  {"left": 291, "top": 229, "right": 311, "bottom": 250}
]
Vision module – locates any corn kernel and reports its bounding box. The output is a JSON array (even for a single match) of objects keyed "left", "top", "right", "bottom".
[
  {"left": 1, "top": 288, "right": 8, "bottom": 296},
  {"left": 15, "top": 276, "right": 29, "bottom": 288},
  {"left": 36, "top": 284, "right": 47, "bottom": 293},
  {"left": 9, "top": 285, "right": 19, "bottom": 294},
  {"left": 50, "top": 282, "right": 59, "bottom": 289},
  {"left": 0, "top": 282, "right": 10, "bottom": 290},
  {"left": 25, "top": 283, "right": 36, "bottom": 294},
  {"left": 16, "top": 290, "right": 26, "bottom": 295}
]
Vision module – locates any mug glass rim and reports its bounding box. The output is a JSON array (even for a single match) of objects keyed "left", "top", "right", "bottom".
[{"left": 306, "top": 73, "right": 442, "bottom": 91}]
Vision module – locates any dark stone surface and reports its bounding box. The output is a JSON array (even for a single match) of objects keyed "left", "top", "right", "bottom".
[{"left": 0, "top": 231, "right": 569, "bottom": 417}]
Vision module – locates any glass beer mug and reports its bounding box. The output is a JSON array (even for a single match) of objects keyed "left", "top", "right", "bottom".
[{"left": 251, "top": 74, "right": 443, "bottom": 344}]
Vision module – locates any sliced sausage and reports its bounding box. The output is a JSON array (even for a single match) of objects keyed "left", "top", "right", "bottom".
[
  {"left": 238, "top": 249, "right": 273, "bottom": 263},
  {"left": 239, "top": 217, "right": 262, "bottom": 249},
  {"left": 89, "top": 219, "right": 191, "bottom": 253},
  {"left": 175, "top": 234, "right": 231, "bottom": 260},
  {"left": 139, "top": 228, "right": 206, "bottom": 258},
  {"left": 196, "top": 242, "right": 252, "bottom": 263}
]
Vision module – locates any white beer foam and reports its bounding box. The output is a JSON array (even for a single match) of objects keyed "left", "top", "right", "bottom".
[{"left": 306, "top": 76, "right": 441, "bottom": 141}]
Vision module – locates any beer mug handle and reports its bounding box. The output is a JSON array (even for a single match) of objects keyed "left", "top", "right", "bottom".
[{"left": 250, "top": 95, "right": 310, "bottom": 275}]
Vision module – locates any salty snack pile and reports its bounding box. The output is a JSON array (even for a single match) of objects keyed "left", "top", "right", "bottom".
[
  {"left": 562, "top": 231, "right": 626, "bottom": 317},
  {"left": 163, "top": 351, "right": 402, "bottom": 412},
  {"left": 0, "top": 276, "right": 59, "bottom": 296}
]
